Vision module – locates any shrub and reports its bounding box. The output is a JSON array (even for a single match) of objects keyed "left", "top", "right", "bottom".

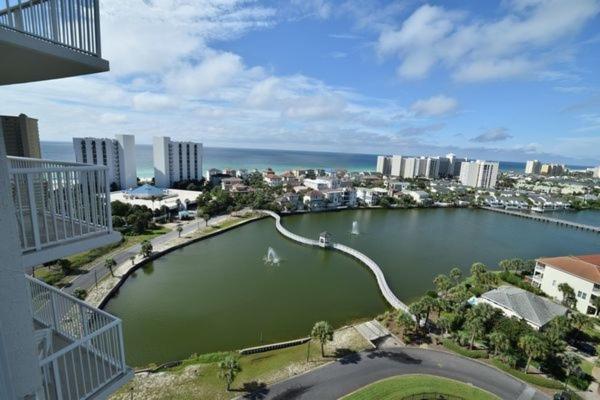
[
  {"left": 73, "top": 289, "right": 87, "bottom": 300},
  {"left": 490, "top": 358, "right": 563, "bottom": 389},
  {"left": 441, "top": 338, "right": 488, "bottom": 359}
]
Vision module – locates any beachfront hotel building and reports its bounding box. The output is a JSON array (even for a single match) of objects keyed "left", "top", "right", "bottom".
[
  {"left": 0, "top": 1, "right": 131, "bottom": 399},
  {"left": 153, "top": 136, "right": 203, "bottom": 188},
  {"left": 525, "top": 160, "right": 542, "bottom": 175},
  {"left": 381, "top": 153, "right": 465, "bottom": 179},
  {"left": 532, "top": 255, "right": 600, "bottom": 315},
  {"left": 1, "top": 114, "right": 41, "bottom": 158},
  {"left": 376, "top": 155, "right": 392, "bottom": 175},
  {"left": 459, "top": 160, "right": 499, "bottom": 188},
  {"left": 73, "top": 134, "right": 137, "bottom": 190}
]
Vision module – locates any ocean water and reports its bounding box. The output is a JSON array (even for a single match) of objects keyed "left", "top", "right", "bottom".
[{"left": 41, "top": 141, "right": 562, "bottom": 178}]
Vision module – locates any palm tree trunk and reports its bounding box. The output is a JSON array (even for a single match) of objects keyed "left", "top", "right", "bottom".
[
  {"left": 525, "top": 356, "right": 531, "bottom": 373},
  {"left": 320, "top": 341, "right": 324, "bottom": 357},
  {"left": 470, "top": 333, "right": 475, "bottom": 349}
]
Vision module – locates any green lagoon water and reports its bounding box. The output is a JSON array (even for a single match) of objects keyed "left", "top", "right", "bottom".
[{"left": 104, "top": 209, "right": 600, "bottom": 366}]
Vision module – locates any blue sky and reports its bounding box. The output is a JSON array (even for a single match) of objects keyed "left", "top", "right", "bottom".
[{"left": 2, "top": 0, "right": 600, "bottom": 164}]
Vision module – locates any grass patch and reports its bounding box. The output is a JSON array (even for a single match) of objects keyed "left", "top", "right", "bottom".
[
  {"left": 581, "top": 358, "right": 594, "bottom": 375},
  {"left": 489, "top": 358, "right": 564, "bottom": 390},
  {"left": 342, "top": 374, "right": 500, "bottom": 400},
  {"left": 441, "top": 338, "right": 488, "bottom": 359},
  {"left": 34, "top": 267, "right": 65, "bottom": 285}
]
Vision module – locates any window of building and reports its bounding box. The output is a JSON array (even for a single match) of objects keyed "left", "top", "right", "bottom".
[
  {"left": 551, "top": 280, "right": 556, "bottom": 286},
  {"left": 577, "top": 291, "right": 587, "bottom": 300}
]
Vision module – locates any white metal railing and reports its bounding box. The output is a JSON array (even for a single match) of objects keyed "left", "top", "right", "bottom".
[
  {"left": 8, "top": 156, "right": 113, "bottom": 254},
  {"left": 27, "top": 275, "right": 128, "bottom": 400},
  {"left": 0, "top": 0, "right": 101, "bottom": 56}
]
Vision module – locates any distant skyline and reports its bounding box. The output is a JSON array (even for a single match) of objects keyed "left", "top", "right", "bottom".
[{"left": 2, "top": 0, "right": 600, "bottom": 165}]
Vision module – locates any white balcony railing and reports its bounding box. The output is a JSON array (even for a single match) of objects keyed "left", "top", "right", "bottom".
[
  {"left": 0, "top": 0, "right": 101, "bottom": 56},
  {"left": 8, "top": 156, "right": 118, "bottom": 266},
  {"left": 27, "top": 275, "right": 131, "bottom": 400}
]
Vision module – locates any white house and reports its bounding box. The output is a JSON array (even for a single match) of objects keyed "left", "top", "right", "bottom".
[
  {"left": 532, "top": 254, "right": 600, "bottom": 315},
  {"left": 477, "top": 286, "right": 567, "bottom": 330},
  {"left": 356, "top": 187, "right": 387, "bottom": 206}
]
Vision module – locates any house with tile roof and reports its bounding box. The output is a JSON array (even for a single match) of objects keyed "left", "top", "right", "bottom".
[{"left": 532, "top": 254, "right": 600, "bottom": 315}]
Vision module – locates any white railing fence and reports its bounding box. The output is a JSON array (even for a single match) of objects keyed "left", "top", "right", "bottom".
[
  {"left": 0, "top": 0, "right": 101, "bottom": 56},
  {"left": 27, "top": 276, "right": 127, "bottom": 400},
  {"left": 8, "top": 156, "right": 113, "bottom": 254}
]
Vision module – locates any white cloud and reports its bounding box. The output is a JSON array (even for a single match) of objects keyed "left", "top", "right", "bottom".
[
  {"left": 99, "top": 113, "right": 128, "bottom": 124},
  {"left": 470, "top": 127, "right": 513, "bottom": 143},
  {"left": 132, "top": 92, "right": 178, "bottom": 111},
  {"left": 165, "top": 52, "right": 246, "bottom": 95},
  {"left": 410, "top": 95, "right": 458, "bottom": 117},
  {"left": 375, "top": 0, "right": 600, "bottom": 81}
]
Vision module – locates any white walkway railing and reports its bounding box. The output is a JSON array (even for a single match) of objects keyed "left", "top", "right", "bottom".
[
  {"left": 8, "top": 156, "right": 114, "bottom": 255},
  {"left": 0, "top": 0, "right": 102, "bottom": 56},
  {"left": 261, "top": 210, "right": 410, "bottom": 313},
  {"left": 27, "top": 275, "right": 130, "bottom": 400}
]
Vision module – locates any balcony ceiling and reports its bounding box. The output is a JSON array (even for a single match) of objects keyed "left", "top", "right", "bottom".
[{"left": 0, "top": 28, "right": 109, "bottom": 85}]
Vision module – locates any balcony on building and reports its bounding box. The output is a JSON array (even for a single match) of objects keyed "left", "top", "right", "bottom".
[
  {"left": 8, "top": 156, "right": 121, "bottom": 268},
  {"left": 28, "top": 275, "right": 132, "bottom": 399},
  {"left": 0, "top": 0, "right": 109, "bottom": 85}
]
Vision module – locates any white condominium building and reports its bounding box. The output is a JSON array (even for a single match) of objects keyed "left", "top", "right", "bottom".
[
  {"left": 532, "top": 255, "right": 600, "bottom": 315},
  {"left": 459, "top": 160, "right": 499, "bottom": 188},
  {"left": 376, "top": 155, "right": 392, "bottom": 175},
  {"left": 73, "top": 134, "right": 137, "bottom": 190},
  {"left": 594, "top": 166, "right": 600, "bottom": 178},
  {"left": 525, "top": 160, "right": 542, "bottom": 175},
  {"left": 390, "top": 155, "right": 404, "bottom": 177},
  {"left": 153, "top": 136, "right": 203, "bottom": 188}
]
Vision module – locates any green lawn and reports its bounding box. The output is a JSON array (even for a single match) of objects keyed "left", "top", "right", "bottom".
[{"left": 342, "top": 374, "right": 500, "bottom": 400}]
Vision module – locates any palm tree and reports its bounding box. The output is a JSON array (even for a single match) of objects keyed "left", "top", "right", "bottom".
[
  {"left": 464, "top": 317, "right": 485, "bottom": 349},
  {"left": 470, "top": 262, "right": 488, "bottom": 286},
  {"left": 498, "top": 259, "right": 512, "bottom": 273},
  {"left": 140, "top": 240, "right": 153, "bottom": 258},
  {"left": 396, "top": 312, "right": 416, "bottom": 339},
  {"left": 591, "top": 295, "right": 600, "bottom": 316},
  {"left": 449, "top": 267, "right": 462, "bottom": 286},
  {"left": 518, "top": 334, "right": 547, "bottom": 373},
  {"left": 311, "top": 321, "right": 334, "bottom": 357},
  {"left": 560, "top": 353, "right": 581, "bottom": 389},
  {"left": 558, "top": 283, "right": 577, "bottom": 309},
  {"left": 218, "top": 354, "right": 241, "bottom": 391},
  {"left": 176, "top": 223, "right": 183, "bottom": 238},
  {"left": 488, "top": 331, "right": 509, "bottom": 356},
  {"left": 433, "top": 274, "right": 452, "bottom": 297},
  {"left": 104, "top": 258, "right": 117, "bottom": 277},
  {"left": 570, "top": 313, "right": 592, "bottom": 336}
]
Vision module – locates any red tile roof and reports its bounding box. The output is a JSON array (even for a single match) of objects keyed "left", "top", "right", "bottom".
[{"left": 538, "top": 254, "right": 600, "bottom": 284}]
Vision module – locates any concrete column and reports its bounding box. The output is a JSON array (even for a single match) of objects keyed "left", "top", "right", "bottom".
[{"left": 0, "top": 129, "right": 42, "bottom": 399}]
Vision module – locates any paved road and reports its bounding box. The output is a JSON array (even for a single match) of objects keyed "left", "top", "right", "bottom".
[
  {"left": 255, "top": 348, "right": 549, "bottom": 400},
  {"left": 64, "top": 215, "right": 229, "bottom": 295}
]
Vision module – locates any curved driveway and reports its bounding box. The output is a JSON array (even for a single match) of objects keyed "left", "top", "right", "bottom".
[{"left": 257, "top": 348, "right": 549, "bottom": 400}]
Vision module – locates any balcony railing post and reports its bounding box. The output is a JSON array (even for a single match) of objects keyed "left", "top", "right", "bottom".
[
  {"left": 26, "top": 172, "right": 43, "bottom": 250},
  {"left": 50, "top": 290, "right": 59, "bottom": 329},
  {"left": 51, "top": 357, "right": 64, "bottom": 400},
  {"left": 49, "top": 0, "right": 59, "bottom": 41},
  {"left": 93, "top": 0, "right": 101, "bottom": 55}
]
